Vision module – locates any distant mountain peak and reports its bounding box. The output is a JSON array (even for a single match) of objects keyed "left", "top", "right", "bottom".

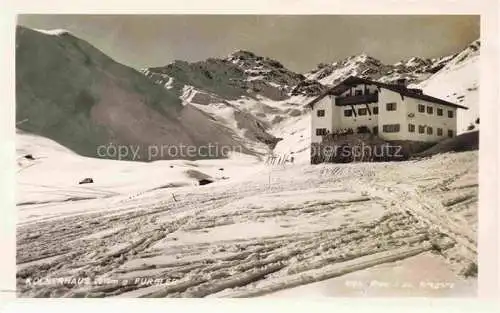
[
  {"left": 348, "top": 53, "right": 369, "bottom": 62},
  {"left": 228, "top": 49, "right": 259, "bottom": 58}
]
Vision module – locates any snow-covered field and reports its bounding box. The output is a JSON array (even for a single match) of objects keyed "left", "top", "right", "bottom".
[
  {"left": 16, "top": 131, "right": 263, "bottom": 223},
  {"left": 16, "top": 132, "right": 478, "bottom": 298}
]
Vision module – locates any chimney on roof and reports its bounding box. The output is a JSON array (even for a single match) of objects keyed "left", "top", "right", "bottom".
[{"left": 396, "top": 78, "right": 408, "bottom": 88}]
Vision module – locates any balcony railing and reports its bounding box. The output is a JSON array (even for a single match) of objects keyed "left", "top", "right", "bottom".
[{"left": 335, "top": 93, "right": 378, "bottom": 106}]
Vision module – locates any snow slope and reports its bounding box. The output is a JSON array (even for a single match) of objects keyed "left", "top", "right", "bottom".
[
  {"left": 141, "top": 50, "right": 322, "bottom": 155},
  {"left": 17, "top": 26, "right": 276, "bottom": 161},
  {"left": 174, "top": 87, "right": 314, "bottom": 158},
  {"left": 270, "top": 113, "right": 311, "bottom": 164},
  {"left": 411, "top": 40, "right": 480, "bottom": 133},
  {"left": 17, "top": 131, "right": 262, "bottom": 212},
  {"left": 16, "top": 145, "right": 478, "bottom": 297}
]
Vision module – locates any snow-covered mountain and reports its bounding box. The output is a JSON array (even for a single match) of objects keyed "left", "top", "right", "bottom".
[
  {"left": 140, "top": 39, "right": 479, "bottom": 164},
  {"left": 17, "top": 24, "right": 479, "bottom": 164},
  {"left": 141, "top": 51, "right": 323, "bottom": 155},
  {"left": 16, "top": 26, "right": 284, "bottom": 160},
  {"left": 305, "top": 52, "right": 457, "bottom": 87}
]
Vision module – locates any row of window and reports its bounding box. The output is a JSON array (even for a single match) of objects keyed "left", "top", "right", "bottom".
[
  {"left": 316, "top": 104, "right": 386, "bottom": 118},
  {"left": 317, "top": 104, "right": 391, "bottom": 118},
  {"left": 343, "top": 103, "right": 396, "bottom": 113},
  {"left": 344, "top": 107, "right": 379, "bottom": 117},
  {"left": 384, "top": 123, "right": 454, "bottom": 137},
  {"left": 382, "top": 124, "right": 400, "bottom": 133},
  {"left": 317, "top": 104, "right": 455, "bottom": 118},
  {"left": 316, "top": 126, "right": 454, "bottom": 137},
  {"left": 344, "top": 89, "right": 378, "bottom": 96},
  {"left": 418, "top": 104, "right": 454, "bottom": 118}
]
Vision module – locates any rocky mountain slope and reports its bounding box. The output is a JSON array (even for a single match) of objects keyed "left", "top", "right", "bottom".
[
  {"left": 16, "top": 26, "right": 274, "bottom": 160},
  {"left": 141, "top": 39, "right": 479, "bottom": 163},
  {"left": 305, "top": 52, "right": 457, "bottom": 87},
  {"left": 142, "top": 50, "right": 324, "bottom": 103},
  {"left": 141, "top": 50, "right": 324, "bottom": 154}
]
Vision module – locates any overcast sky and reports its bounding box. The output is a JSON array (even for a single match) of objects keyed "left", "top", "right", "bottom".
[{"left": 17, "top": 15, "right": 479, "bottom": 72}]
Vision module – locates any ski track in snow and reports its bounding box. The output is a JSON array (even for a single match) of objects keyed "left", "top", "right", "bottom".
[{"left": 16, "top": 151, "right": 477, "bottom": 298}]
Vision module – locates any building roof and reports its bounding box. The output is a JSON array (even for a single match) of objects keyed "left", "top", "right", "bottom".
[{"left": 306, "top": 76, "right": 469, "bottom": 110}]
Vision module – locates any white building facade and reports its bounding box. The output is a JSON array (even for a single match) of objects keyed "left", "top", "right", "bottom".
[{"left": 310, "top": 76, "right": 467, "bottom": 144}]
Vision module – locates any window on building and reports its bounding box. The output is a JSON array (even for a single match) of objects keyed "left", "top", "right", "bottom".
[
  {"left": 316, "top": 128, "right": 327, "bottom": 136},
  {"left": 344, "top": 109, "right": 353, "bottom": 117},
  {"left": 355, "top": 90, "right": 363, "bottom": 96},
  {"left": 437, "top": 128, "right": 443, "bottom": 136},
  {"left": 317, "top": 109, "right": 325, "bottom": 117},
  {"left": 373, "top": 107, "right": 379, "bottom": 115},
  {"left": 386, "top": 102, "right": 397, "bottom": 111},
  {"left": 427, "top": 106, "right": 433, "bottom": 114},
  {"left": 437, "top": 108, "right": 443, "bottom": 116},
  {"left": 418, "top": 125, "right": 425, "bottom": 134},
  {"left": 382, "top": 124, "right": 400, "bottom": 133},
  {"left": 427, "top": 127, "right": 433, "bottom": 135},
  {"left": 448, "top": 130, "right": 453, "bottom": 138},
  {"left": 448, "top": 110, "right": 454, "bottom": 118},
  {"left": 358, "top": 108, "right": 367, "bottom": 116},
  {"left": 418, "top": 104, "right": 425, "bottom": 113},
  {"left": 408, "top": 124, "right": 415, "bottom": 132}
]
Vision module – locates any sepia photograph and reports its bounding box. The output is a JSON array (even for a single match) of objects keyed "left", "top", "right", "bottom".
[{"left": 14, "top": 14, "right": 482, "bottom": 298}]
